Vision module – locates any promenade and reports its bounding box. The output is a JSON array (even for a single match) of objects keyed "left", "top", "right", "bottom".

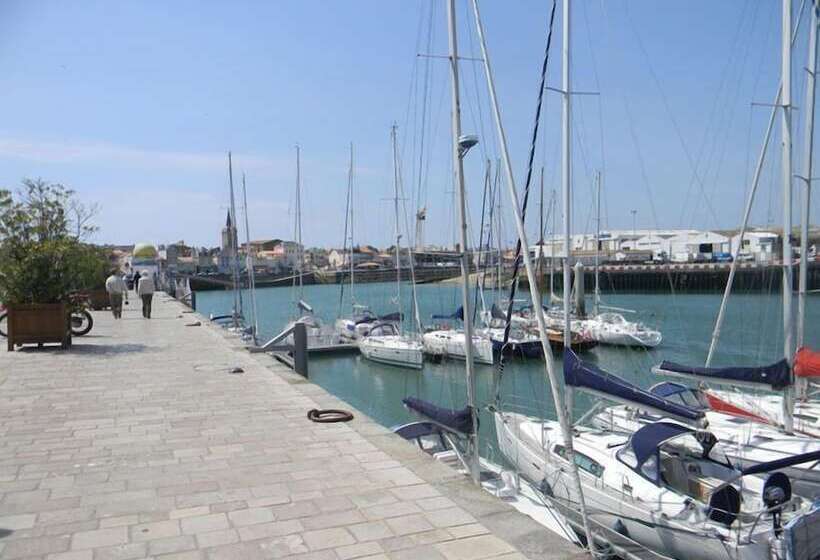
[{"left": 0, "top": 295, "right": 583, "bottom": 560}]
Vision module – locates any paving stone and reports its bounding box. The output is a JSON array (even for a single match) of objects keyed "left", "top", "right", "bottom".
[
  {"left": 226, "top": 507, "right": 274, "bottom": 527},
  {"left": 0, "top": 513, "right": 37, "bottom": 529},
  {"left": 335, "top": 541, "right": 383, "bottom": 560},
  {"left": 424, "top": 507, "right": 476, "bottom": 529},
  {"left": 435, "top": 534, "right": 516, "bottom": 560},
  {"left": 46, "top": 550, "right": 93, "bottom": 560},
  {"left": 2, "top": 535, "right": 70, "bottom": 558},
  {"left": 71, "top": 526, "right": 128, "bottom": 550},
  {"left": 348, "top": 520, "right": 394, "bottom": 542},
  {"left": 148, "top": 535, "right": 197, "bottom": 556},
  {"left": 236, "top": 519, "right": 302, "bottom": 541},
  {"left": 180, "top": 514, "right": 229, "bottom": 535},
  {"left": 302, "top": 527, "right": 356, "bottom": 550},
  {"left": 130, "top": 519, "right": 181, "bottom": 541},
  {"left": 385, "top": 514, "right": 435, "bottom": 536},
  {"left": 194, "top": 529, "right": 239, "bottom": 548}
]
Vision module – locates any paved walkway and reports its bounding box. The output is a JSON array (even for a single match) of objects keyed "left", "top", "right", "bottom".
[{"left": 0, "top": 294, "right": 583, "bottom": 560}]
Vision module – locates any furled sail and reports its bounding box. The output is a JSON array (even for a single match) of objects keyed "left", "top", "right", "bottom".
[
  {"left": 795, "top": 347, "right": 820, "bottom": 379},
  {"left": 402, "top": 397, "right": 475, "bottom": 434},
  {"left": 653, "top": 359, "right": 792, "bottom": 390}
]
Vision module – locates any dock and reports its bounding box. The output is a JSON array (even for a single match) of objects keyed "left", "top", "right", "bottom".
[{"left": 0, "top": 295, "right": 584, "bottom": 559}]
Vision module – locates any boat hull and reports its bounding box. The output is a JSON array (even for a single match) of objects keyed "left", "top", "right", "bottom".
[{"left": 359, "top": 336, "right": 423, "bottom": 369}]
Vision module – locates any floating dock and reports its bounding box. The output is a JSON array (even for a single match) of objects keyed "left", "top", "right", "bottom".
[{"left": 0, "top": 296, "right": 584, "bottom": 559}]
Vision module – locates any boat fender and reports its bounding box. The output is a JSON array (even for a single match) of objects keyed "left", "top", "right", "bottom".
[
  {"left": 612, "top": 519, "right": 629, "bottom": 538},
  {"left": 307, "top": 409, "right": 354, "bottom": 423}
]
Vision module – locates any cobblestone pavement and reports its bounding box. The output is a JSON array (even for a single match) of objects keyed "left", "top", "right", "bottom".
[{"left": 0, "top": 294, "right": 583, "bottom": 560}]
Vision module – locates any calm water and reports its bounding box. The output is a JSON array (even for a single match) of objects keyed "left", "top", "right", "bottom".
[{"left": 196, "top": 282, "right": 819, "bottom": 463}]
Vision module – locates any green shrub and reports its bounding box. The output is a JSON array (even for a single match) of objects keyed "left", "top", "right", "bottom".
[{"left": 0, "top": 179, "right": 108, "bottom": 304}]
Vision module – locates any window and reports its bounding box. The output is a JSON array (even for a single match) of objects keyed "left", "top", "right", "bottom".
[{"left": 553, "top": 445, "right": 605, "bottom": 478}]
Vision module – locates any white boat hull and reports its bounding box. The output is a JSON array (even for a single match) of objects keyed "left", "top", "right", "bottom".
[
  {"left": 422, "top": 330, "right": 494, "bottom": 364},
  {"left": 359, "top": 335, "right": 423, "bottom": 369}
]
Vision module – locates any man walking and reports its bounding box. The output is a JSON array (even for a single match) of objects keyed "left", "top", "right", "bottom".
[
  {"left": 137, "top": 270, "right": 155, "bottom": 319},
  {"left": 105, "top": 269, "right": 128, "bottom": 319}
]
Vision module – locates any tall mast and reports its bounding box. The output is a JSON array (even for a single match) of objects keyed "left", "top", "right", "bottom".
[
  {"left": 782, "top": 0, "right": 795, "bottom": 433},
  {"left": 295, "top": 145, "right": 304, "bottom": 299},
  {"left": 594, "top": 171, "right": 601, "bottom": 316},
  {"left": 469, "top": 0, "right": 596, "bottom": 550},
  {"left": 391, "top": 124, "right": 403, "bottom": 327},
  {"left": 562, "top": 0, "right": 572, "bottom": 346},
  {"left": 539, "top": 166, "right": 545, "bottom": 300},
  {"left": 241, "top": 173, "right": 259, "bottom": 342},
  {"left": 705, "top": 6, "right": 806, "bottom": 367},
  {"left": 551, "top": 189, "right": 556, "bottom": 301},
  {"left": 446, "top": 0, "right": 479, "bottom": 485},
  {"left": 798, "top": 0, "right": 818, "bottom": 352},
  {"left": 228, "top": 151, "right": 241, "bottom": 330},
  {"left": 349, "top": 142, "right": 356, "bottom": 304}
]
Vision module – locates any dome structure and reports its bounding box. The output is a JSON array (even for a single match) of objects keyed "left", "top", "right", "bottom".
[{"left": 132, "top": 242, "right": 158, "bottom": 260}]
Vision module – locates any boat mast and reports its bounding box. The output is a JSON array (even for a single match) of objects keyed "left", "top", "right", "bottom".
[
  {"left": 539, "top": 166, "right": 545, "bottom": 302},
  {"left": 594, "top": 170, "right": 601, "bottom": 316},
  {"left": 469, "top": 0, "right": 596, "bottom": 549},
  {"left": 551, "top": 189, "right": 556, "bottom": 302},
  {"left": 782, "top": 0, "right": 795, "bottom": 433},
  {"left": 798, "top": 0, "right": 818, "bottom": 353},
  {"left": 446, "top": 0, "right": 479, "bottom": 485},
  {"left": 705, "top": 5, "right": 806, "bottom": 367},
  {"left": 391, "top": 124, "right": 403, "bottom": 330},
  {"left": 241, "top": 173, "right": 259, "bottom": 343},
  {"left": 349, "top": 142, "right": 356, "bottom": 305},
  {"left": 228, "top": 151, "right": 241, "bottom": 330},
  {"left": 562, "top": 0, "right": 572, "bottom": 347},
  {"left": 295, "top": 145, "right": 304, "bottom": 300}
]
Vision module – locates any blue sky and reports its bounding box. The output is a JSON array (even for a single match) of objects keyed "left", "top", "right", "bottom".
[{"left": 0, "top": 1, "right": 815, "bottom": 249}]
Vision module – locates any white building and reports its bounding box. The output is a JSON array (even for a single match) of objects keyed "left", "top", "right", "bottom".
[{"left": 730, "top": 231, "right": 777, "bottom": 263}]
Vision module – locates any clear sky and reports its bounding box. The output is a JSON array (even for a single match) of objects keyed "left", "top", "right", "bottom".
[{"left": 0, "top": 1, "right": 816, "bottom": 249}]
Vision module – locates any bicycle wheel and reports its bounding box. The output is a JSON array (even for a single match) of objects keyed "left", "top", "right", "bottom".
[
  {"left": 0, "top": 312, "right": 7, "bottom": 337},
  {"left": 70, "top": 310, "right": 93, "bottom": 336}
]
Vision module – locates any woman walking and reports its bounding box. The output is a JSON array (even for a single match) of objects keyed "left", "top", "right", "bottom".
[{"left": 137, "top": 271, "right": 155, "bottom": 318}]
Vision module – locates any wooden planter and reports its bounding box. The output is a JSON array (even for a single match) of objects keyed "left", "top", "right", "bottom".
[
  {"left": 6, "top": 303, "right": 71, "bottom": 351},
  {"left": 87, "top": 289, "right": 110, "bottom": 310}
]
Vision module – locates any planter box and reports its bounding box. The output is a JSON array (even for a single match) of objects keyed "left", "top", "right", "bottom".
[
  {"left": 87, "top": 290, "right": 110, "bottom": 310},
  {"left": 7, "top": 303, "right": 71, "bottom": 351}
]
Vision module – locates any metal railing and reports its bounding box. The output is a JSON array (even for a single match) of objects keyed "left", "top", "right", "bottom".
[{"left": 249, "top": 322, "right": 308, "bottom": 377}]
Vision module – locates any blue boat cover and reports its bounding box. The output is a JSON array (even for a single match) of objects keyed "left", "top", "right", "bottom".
[
  {"left": 651, "top": 382, "right": 690, "bottom": 399},
  {"left": 393, "top": 421, "right": 441, "bottom": 441},
  {"left": 378, "top": 312, "right": 403, "bottom": 323},
  {"left": 741, "top": 449, "right": 820, "bottom": 476},
  {"left": 402, "top": 397, "right": 475, "bottom": 434},
  {"left": 563, "top": 350, "right": 705, "bottom": 423},
  {"left": 631, "top": 422, "right": 693, "bottom": 468},
  {"left": 657, "top": 359, "right": 792, "bottom": 390},
  {"left": 432, "top": 307, "right": 464, "bottom": 321}
]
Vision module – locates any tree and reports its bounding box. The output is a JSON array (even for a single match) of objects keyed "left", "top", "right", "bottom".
[{"left": 0, "top": 179, "right": 108, "bottom": 304}]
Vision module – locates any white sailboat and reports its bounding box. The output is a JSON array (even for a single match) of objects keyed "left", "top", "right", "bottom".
[{"left": 358, "top": 125, "right": 423, "bottom": 369}]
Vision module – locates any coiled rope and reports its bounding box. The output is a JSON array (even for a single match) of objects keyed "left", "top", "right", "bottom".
[{"left": 307, "top": 409, "right": 354, "bottom": 423}]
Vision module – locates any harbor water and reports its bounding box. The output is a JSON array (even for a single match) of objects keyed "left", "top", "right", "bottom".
[{"left": 195, "top": 282, "right": 820, "bottom": 464}]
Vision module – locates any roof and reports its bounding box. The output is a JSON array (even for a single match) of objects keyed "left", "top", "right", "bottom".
[{"left": 631, "top": 422, "right": 692, "bottom": 468}]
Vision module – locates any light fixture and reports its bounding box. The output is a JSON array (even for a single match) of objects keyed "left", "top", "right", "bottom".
[{"left": 458, "top": 134, "right": 479, "bottom": 158}]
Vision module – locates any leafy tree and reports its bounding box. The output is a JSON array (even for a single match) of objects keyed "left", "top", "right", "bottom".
[{"left": 0, "top": 179, "right": 108, "bottom": 304}]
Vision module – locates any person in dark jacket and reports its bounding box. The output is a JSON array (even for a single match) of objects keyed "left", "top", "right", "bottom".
[{"left": 131, "top": 270, "right": 141, "bottom": 292}]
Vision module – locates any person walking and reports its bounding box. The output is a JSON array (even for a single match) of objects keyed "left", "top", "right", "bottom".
[
  {"left": 137, "top": 270, "right": 155, "bottom": 319},
  {"left": 131, "top": 270, "right": 141, "bottom": 292},
  {"left": 104, "top": 270, "right": 128, "bottom": 319}
]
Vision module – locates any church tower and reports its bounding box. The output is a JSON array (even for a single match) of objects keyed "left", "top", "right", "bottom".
[{"left": 219, "top": 210, "right": 237, "bottom": 272}]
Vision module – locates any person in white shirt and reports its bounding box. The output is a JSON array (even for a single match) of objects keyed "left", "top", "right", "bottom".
[
  {"left": 136, "top": 271, "right": 156, "bottom": 319},
  {"left": 104, "top": 270, "right": 128, "bottom": 319}
]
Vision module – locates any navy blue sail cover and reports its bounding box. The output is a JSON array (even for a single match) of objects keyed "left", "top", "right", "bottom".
[
  {"left": 741, "top": 449, "right": 820, "bottom": 476},
  {"left": 432, "top": 307, "right": 464, "bottom": 321},
  {"left": 564, "top": 350, "right": 705, "bottom": 423},
  {"left": 657, "top": 359, "right": 792, "bottom": 390},
  {"left": 378, "top": 312, "right": 403, "bottom": 323},
  {"left": 402, "top": 397, "right": 475, "bottom": 434},
  {"left": 631, "top": 422, "right": 693, "bottom": 468}
]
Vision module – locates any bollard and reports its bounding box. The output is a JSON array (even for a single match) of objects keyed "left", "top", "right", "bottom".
[
  {"left": 190, "top": 291, "right": 197, "bottom": 310},
  {"left": 293, "top": 322, "right": 309, "bottom": 377},
  {"left": 573, "top": 261, "right": 586, "bottom": 317}
]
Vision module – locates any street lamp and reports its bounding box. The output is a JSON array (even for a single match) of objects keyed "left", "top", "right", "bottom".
[{"left": 631, "top": 209, "right": 637, "bottom": 236}]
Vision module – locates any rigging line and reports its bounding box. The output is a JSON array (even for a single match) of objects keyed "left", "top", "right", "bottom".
[
  {"left": 415, "top": 1, "right": 436, "bottom": 216},
  {"left": 622, "top": 2, "right": 721, "bottom": 230},
  {"left": 463, "top": 0, "right": 493, "bottom": 161},
  {"left": 580, "top": 1, "right": 607, "bottom": 206},
  {"left": 473, "top": 160, "right": 492, "bottom": 323},
  {"left": 494, "top": 0, "right": 558, "bottom": 404}
]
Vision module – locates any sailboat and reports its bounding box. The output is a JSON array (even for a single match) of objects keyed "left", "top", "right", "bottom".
[
  {"left": 653, "top": 0, "right": 819, "bottom": 437},
  {"left": 496, "top": 351, "right": 820, "bottom": 560},
  {"left": 358, "top": 125, "right": 424, "bottom": 369},
  {"left": 284, "top": 145, "right": 332, "bottom": 343}
]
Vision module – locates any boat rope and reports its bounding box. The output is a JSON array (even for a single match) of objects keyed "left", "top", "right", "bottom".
[
  {"left": 494, "top": 0, "right": 558, "bottom": 406},
  {"left": 307, "top": 409, "right": 354, "bottom": 423}
]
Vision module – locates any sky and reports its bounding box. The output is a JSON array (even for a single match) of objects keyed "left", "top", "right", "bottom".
[{"left": 0, "top": 0, "right": 817, "bottom": 249}]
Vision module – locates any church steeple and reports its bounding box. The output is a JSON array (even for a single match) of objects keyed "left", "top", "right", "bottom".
[{"left": 226, "top": 210, "right": 232, "bottom": 228}]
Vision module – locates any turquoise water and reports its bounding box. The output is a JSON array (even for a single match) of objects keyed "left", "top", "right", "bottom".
[{"left": 195, "top": 282, "right": 819, "bottom": 463}]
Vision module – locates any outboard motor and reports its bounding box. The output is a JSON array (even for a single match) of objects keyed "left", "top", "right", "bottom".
[{"left": 762, "top": 472, "right": 791, "bottom": 537}]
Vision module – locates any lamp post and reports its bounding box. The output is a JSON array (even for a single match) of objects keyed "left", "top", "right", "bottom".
[{"left": 631, "top": 209, "right": 637, "bottom": 236}]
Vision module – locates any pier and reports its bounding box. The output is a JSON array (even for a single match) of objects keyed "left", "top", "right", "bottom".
[{"left": 0, "top": 296, "right": 583, "bottom": 559}]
